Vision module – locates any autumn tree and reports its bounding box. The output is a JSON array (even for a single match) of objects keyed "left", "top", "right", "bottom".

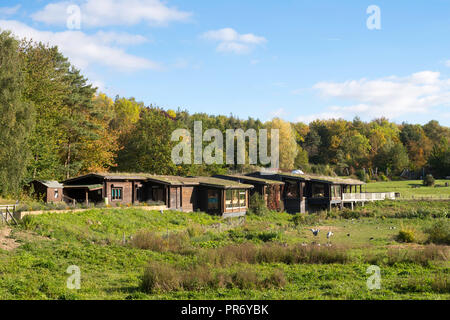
[{"left": 265, "top": 118, "right": 298, "bottom": 170}]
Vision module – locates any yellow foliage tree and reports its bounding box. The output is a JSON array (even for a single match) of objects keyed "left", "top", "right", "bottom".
[{"left": 266, "top": 118, "right": 298, "bottom": 170}]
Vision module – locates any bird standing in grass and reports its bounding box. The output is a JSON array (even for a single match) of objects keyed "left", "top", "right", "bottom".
[
  {"left": 310, "top": 229, "right": 320, "bottom": 237},
  {"left": 326, "top": 231, "right": 334, "bottom": 244},
  {"left": 327, "top": 231, "right": 334, "bottom": 240}
]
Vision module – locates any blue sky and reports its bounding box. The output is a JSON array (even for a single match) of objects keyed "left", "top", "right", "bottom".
[{"left": 1, "top": 0, "right": 450, "bottom": 125}]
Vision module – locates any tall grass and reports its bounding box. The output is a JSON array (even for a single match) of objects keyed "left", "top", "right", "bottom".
[{"left": 141, "top": 261, "right": 287, "bottom": 293}]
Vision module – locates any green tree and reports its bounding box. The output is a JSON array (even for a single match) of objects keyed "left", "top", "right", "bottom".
[
  {"left": 59, "top": 68, "right": 97, "bottom": 179},
  {"left": 117, "top": 108, "right": 178, "bottom": 174},
  {"left": 428, "top": 138, "right": 450, "bottom": 177},
  {"left": 19, "top": 41, "right": 71, "bottom": 180},
  {"left": 0, "top": 32, "right": 35, "bottom": 195}
]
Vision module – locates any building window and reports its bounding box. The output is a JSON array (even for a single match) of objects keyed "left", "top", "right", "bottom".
[
  {"left": 225, "top": 190, "right": 247, "bottom": 209},
  {"left": 207, "top": 190, "right": 219, "bottom": 210},
  {"left": 331, "top": 185, "right": 341, "bottom": 198},
  {"left": 112, "top": 187, "right": 123, "bottom": 201},
  {"left": 54, "top": 190, "right": 59, "bottom": 199}
]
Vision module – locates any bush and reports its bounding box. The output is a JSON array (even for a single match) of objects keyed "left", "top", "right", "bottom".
[
  {"left": 20, "top": 215, "right": 36, "bottom": 230},
  {"left": 423, "top": 174, "right": 435, "bottom": 187},
  {"left": 130, "top": 231, "right": 191, "bottom": 253},
  {"left": 141, "top": 261, "right": 180, "bottom": 293},
  {"left": 424, "top": 220, "right": 450, "bottom": 245},
  {"left": 248, "top": 193, "right": 269, "bottom": 216},
  {"left": 396, "top": 227, "right": 417, "bottom": 243},
  {"left": 140, "top": 260, "right": 287, "bottom": 293}
]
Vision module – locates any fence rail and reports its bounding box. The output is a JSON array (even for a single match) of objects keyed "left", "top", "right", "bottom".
[{"left": 0, "top": 205, "right": 18, "bottom": 225}]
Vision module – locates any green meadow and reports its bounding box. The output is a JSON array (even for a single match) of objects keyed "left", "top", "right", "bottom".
[
  {"left": 365, "top": 180, "right": 450, "bottom": 199},
  {"left": 0, "top": 197, "right": 448, "bottom": 300}
]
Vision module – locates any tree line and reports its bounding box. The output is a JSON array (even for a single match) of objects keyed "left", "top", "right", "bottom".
[{"left": 0, "top": 31, "right": 449, "bottom": 196}]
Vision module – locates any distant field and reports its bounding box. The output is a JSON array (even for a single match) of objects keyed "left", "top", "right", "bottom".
[
  {"left": 0, "top": 203, "right": 448, "bottom": 300},
  {"left": 365, "top": 180, "right": 450, "bottom": 199}
]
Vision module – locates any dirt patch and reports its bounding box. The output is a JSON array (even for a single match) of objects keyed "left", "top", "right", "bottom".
[
  {"left": 0, "top": 227, "right": 20, "bottom": 251},
  {"left": 312, "top": 226, "right": 343, "bottom": 232}
]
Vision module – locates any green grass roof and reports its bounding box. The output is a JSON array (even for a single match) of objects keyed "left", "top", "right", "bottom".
[
  {"left": 218, "top": 174, "right": 284, "bottom": 185},
  {"left": 192, "top": 177, "right": 254, "bottom": 189},
  {"left": 278, "top": 172, "right": 365, "bottom": 185}
]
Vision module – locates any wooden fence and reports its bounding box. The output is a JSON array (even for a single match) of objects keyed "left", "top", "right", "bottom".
[{"left": 0, "top": 205, "right": 18, "bottom": 225}]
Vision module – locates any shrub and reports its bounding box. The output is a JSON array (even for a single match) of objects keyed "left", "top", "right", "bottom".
[
  {"left": 423, "top": 174, "right": 435, "bottom": 187},
  {"left": 20, "top": 215, "right": 36, "bottom": 230},
  {"left": 431, "top": 274, "right": 450, "bottom": 294},
  {"left": 264, "top": 268, "right": 287, "bottom": 288},
  {"left": 291, "top": 213, "right": 321, "bottom": 226},
  {"left": 424, "top": 220, "right": 450, "bottom": 245},
  {"left": 248, "top": 193, "right": 269, "bottom": 216},
  {"left": 382, "top": 245, "right": 449, "bottom": 266},
  {"left": 396, "top": 226, "right": 417, "bottom": 243},
  {"left": 141, "top": 261, "right": 180, "bottom": 293},
  {"left": 131, "top": 231, "right": 191, "bottom": 253},
  {"left": 140, "top": 261, "right": 287, "bottom": 293}
]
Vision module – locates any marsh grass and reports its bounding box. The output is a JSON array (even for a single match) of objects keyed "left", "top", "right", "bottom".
[{"left": 141, "top": 261, "right": 287, "bottom": 293}]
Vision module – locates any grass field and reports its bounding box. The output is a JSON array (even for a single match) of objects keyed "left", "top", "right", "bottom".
[
  {"left": 365, "top": 180, "right": 450, "bottom": 199},
  {"left": 0, "top": 199, "right": 448, "bottom": 300}
]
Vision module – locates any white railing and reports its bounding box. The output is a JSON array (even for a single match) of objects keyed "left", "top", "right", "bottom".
[{"left": 343, "top": 192, "right": 396, "bottom": 202}]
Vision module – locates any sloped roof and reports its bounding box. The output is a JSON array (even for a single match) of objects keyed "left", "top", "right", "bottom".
[
  {"left": 215, "top": 174, "right": 284, "bottom": 185},
  {"left": 192, "top": 177, "right": 254, "bottom": 189},
  {"left": 63, "top": 172, "right": 155, "bottom": 183},
  {"left": 37, "top": 181, "right": 64, "bottom": 188},
  {"left": 63, "top": 184, "right": 103, "bottom": 190},
  {"left": 277, "top": 172, "right": 365, "bottom": 185},
  {"left": 146, "top": 175, "right": 199, "bottom": 186}
]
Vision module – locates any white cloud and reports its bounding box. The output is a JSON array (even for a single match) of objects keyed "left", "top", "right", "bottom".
[
  {"left": 31, "top": 0, "right": 191, "bottom": 28},
  {"left": 201, "top": 28, "right": 267, "bottom": 54},
  {"left": 0, "top": 5, "right": 21, "bottom": 16},
  {"left": 94, "top": 31, "right": 149, "bottom": 46},
  {"left": 309, "top": 71, "right": 450, "bottom": 120},
  {"left": 0, "top": 20, "right": 159, "bottom": 72}
]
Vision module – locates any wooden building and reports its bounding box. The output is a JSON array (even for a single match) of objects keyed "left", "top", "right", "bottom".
[
  {"left": 28, "top": 180, "right": 64, "bottom": 203},
  {"left": 192, "top": 177, "right": 253, "bottom": 218},
  {"left": 61, "top": 173, "right": 253, "bottom": 216},
  {"left": 248, "top": 172, "right": 365, "bottom": 213},
  {"left": 214, "top": 174, "right": 284, "bottom": 211},
  {"left": 144, "top": 176, "right": 199, "bottom": 212},
  {"left": 63, "top": 173, "right": 152, "bottom": 206}
]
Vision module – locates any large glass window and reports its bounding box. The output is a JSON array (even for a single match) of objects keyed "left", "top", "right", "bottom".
[
  {"left": 226, "top": 190, "right": 233, "bottom": 209},
  {"left": 225, "top": 189, "right": 247, "bottom": 209},
  {"left": 331, "top": 185, "right": 341, "bottom": 198},
  {"left": 239, "top": 191, "right": 246, "bottom": 207}
]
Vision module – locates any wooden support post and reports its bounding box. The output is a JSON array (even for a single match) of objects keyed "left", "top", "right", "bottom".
[{"left": 85, "top": 190, "right": 89, "bottom": 206}]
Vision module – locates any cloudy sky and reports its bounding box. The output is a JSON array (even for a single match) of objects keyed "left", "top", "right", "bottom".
[{"left": 1, "top": 0, "right": 450, "bottom": 125}]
